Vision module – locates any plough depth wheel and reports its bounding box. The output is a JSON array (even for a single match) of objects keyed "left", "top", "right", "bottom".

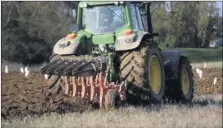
[{"left": 104, "top": 89, "right": 121, "bottom": 110}]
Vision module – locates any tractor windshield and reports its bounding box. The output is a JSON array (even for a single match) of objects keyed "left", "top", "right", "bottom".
[{"left": 82, "top": 5, "right": 126, "bottom": 34}]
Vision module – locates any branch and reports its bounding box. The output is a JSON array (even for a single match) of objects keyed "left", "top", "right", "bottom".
[
  {"left": 3, "top": 4, "right": 14, "bottom": 29},
  {"left": 28, "top": 3, "right": 42, "bottom": 35}
]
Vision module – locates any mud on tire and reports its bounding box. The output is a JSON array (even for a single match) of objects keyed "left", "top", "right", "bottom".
[
  {"left": 46, "top": 54, "right": 63, "bottom": 95},
  {"left": 120, "top": 40, "right": 165, "bottom": 103}
]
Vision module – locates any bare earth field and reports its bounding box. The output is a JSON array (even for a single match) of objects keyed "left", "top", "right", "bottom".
[{"left": 1, "top": 68, "right": 222, "bottom": 128}]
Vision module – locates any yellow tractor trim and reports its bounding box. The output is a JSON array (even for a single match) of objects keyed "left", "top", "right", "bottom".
[{"left": 181, "top": 68, "right": 190, "bottom": 95}]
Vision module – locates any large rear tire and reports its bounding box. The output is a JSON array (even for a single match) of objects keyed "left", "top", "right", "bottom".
[
  {"left": 46, "top": 54, "right": 62, "bottom": 95},
  {"left": 165, "top": 56, "right": 194, "bottom": 103},
  {"left": 120, "top": 41, "right": 165, "bottom": 103}
]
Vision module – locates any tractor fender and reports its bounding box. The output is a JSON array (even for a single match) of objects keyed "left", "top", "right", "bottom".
[
  {"left": 161, "top": 50, "right": 183, "bottom": 80},
  {"left": 115, "top": 31, "right": 150, "bottom": 51},
  {"left": 53, "top": 34, "right": 86, "bottom": 55}
]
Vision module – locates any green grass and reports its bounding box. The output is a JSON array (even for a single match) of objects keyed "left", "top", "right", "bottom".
[
  {"left": 191, "top": 61, "right": 222, "bottom": 68},
  {"left": 164, "top": 47, "right": 222, "bottom": 63}
]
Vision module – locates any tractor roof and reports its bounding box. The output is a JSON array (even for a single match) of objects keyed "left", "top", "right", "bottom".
[
  {"left": 79, "top": 1, "right": 123, "bottom": 7},
  {"left": 79, "top": 1, "right": 151, "bottom": 7}
]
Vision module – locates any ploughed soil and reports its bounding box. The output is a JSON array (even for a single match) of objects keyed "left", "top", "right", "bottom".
[
  {"left": 1, "top": 72, "right": 91, "bottom": 120},
  {"left": 1, "top": 68, "right": 222, "bottom": 120},
  {"left": 194, "top": 68, "right": 222, "bottom": 94}
]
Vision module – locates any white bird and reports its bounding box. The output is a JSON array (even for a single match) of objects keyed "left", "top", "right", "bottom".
[
  {"left": 25, "top": 67, "right": 28, "bottom": 72},
  {"left": 5, "top": 65, "right": 8, "bottom": 74},
  {"left": 204, "top": 62, "right": 207, "bottom": 68},
  {"left": 25, "top": 69, "right": 30, "bottom": 77},
  {"left": 20, "top": 67, "right": 24, "bottom": 73},
  {"left": 213, "top": 77, "right": 217, "bottom": 85},
  {"left": 44, "top": 74, "right": 49, "bottom": 80},
  {"left": 196, "top": 68, "right": 203, "bottom": 79}
]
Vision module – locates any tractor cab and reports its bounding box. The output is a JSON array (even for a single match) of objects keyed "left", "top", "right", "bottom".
[
  {"left": 60, "top": 1, "right": 157, "bottom": 54},
  {"left": 76, "top": 2, "right": 148, "bottom": 34},
  {"left": 75, "top": 2, "right": 156, "bottom": 35}
]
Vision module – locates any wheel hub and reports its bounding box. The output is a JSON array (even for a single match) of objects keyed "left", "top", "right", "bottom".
[
  {"left": 148, "top": 55, "right": 162, "bottom": 94},
  {"left": 181, "top": 68, "right": 190, "bottom": 95}
]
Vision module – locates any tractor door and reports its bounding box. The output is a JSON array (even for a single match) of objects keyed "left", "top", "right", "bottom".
[{"left": 129, "top": 4, "right": 145, "bottom": 31}]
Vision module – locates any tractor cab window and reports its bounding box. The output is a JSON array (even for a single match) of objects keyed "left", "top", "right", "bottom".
[
  {"left": 129, "top": 4, "right": 144, "bottom": 31},
  {"left": 82, "top": 5, "right": 126, "bottom": 34}
]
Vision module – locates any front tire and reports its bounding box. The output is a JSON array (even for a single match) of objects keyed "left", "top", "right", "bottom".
[{"left": 165, "top": 56, "right": 194, "bottom": 103}]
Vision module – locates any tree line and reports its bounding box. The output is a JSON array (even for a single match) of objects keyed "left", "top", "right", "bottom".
[
  {"left": 152, "top": 2, "right": 222, "bottom": 48},
  {"left": 1, "top": 1, "right": 222, "bottom": 65}
]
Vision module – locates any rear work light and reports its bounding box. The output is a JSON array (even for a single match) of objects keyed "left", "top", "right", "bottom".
[
  {"left": 124, "top": 29, "right": 133, "bottom": 35},
  {"left": 66, "top": 33, "right": 77, "bottom": 40}
]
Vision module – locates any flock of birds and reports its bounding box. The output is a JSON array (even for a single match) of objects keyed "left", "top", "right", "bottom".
[
  {"left": 4, "top": 65, "right": 30, "bottom": 77},
  {"left": 3, "top": 62, "right": 218, "bottom": 85},
  {"left": 194, "top": 66, "right": 217, "bottom": 85}
]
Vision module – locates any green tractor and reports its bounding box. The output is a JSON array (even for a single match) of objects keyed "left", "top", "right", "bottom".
[{"left": 40, "top": 2, "right": 194, "bottom": 109}]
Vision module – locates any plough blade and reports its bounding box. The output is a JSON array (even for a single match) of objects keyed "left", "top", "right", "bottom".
[
  {"left": 40, "top": 60, "right": 99, "bottom": 77},
  {"left": 60, "top": 73, "right": 126, "bottom": 109}
]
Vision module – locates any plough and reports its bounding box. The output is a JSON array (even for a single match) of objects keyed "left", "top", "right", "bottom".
[{"left": 41, "top": 57, "right": 126, "bottom": 109}]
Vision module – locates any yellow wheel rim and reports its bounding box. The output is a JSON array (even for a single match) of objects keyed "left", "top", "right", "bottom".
[
  {"left": 149, "top": 55, "right": 162, "bottom": 94},
  {"left": 181, "top": 68, "right": 190, "bottom": 95}
]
